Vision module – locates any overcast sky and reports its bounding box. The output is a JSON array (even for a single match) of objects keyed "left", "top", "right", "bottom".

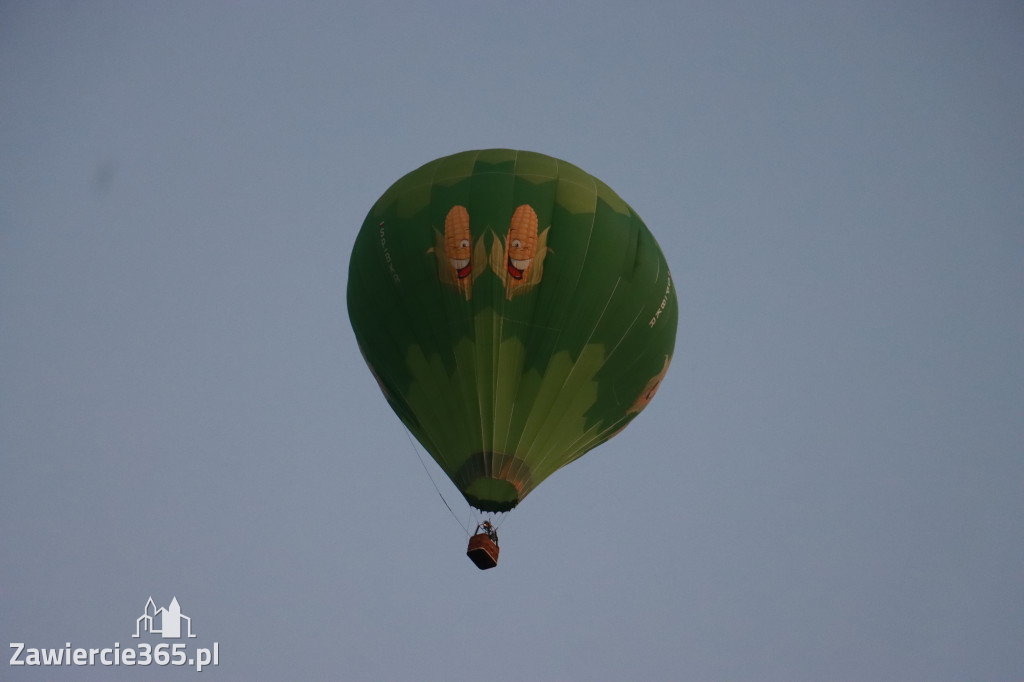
[{"left": 2, "top": 2, "right": 1022, "bottom": 680}]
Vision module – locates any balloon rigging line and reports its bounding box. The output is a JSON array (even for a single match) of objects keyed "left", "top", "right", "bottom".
[{"left": 404, "top": 428, "right": 470, "bottom": 536}]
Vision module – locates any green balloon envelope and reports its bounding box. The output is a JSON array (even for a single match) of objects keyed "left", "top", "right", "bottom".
[{"left": 347, "top": 149, "right": 677, "bottom": 512}]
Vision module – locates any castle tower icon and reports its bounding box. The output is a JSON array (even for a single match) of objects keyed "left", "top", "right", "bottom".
[{"left": 133, "top": 596, "right": 196, "bottom": 638}]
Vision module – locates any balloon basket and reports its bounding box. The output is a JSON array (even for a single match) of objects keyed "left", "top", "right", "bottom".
[{"left": 467, "top": 533, "right": 500, "bottom": 570}]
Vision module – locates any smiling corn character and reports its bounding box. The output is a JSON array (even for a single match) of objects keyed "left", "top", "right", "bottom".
[
  {"left": 445, "top": 205, "right": 472, "bottom": 279},
  {"left": 439, "top": 204, "right": 473, "bottom": 298},
  {"left": 628, "top": 355, "right": 671, "bottom": 415},
  {"left": 505, "top": 204, "right": 538, "bottom": 295}
]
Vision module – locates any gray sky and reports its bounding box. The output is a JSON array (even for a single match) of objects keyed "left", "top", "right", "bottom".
[{"left": 2, "top": 2, "right": 1022, "bottom": 680}]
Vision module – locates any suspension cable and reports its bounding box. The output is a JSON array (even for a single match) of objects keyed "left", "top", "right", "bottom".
[{"left": 403, "top": 429, "right": 470, "bottom": 536}]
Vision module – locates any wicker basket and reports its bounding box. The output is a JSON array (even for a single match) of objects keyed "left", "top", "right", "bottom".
[{"left": 466, "top": 533, "right": 500, "bottom": 570}]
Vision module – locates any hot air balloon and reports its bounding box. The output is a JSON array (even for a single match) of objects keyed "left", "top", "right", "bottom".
[{"left": 347, "top": 149, "right": 677, "bottom": 568}]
